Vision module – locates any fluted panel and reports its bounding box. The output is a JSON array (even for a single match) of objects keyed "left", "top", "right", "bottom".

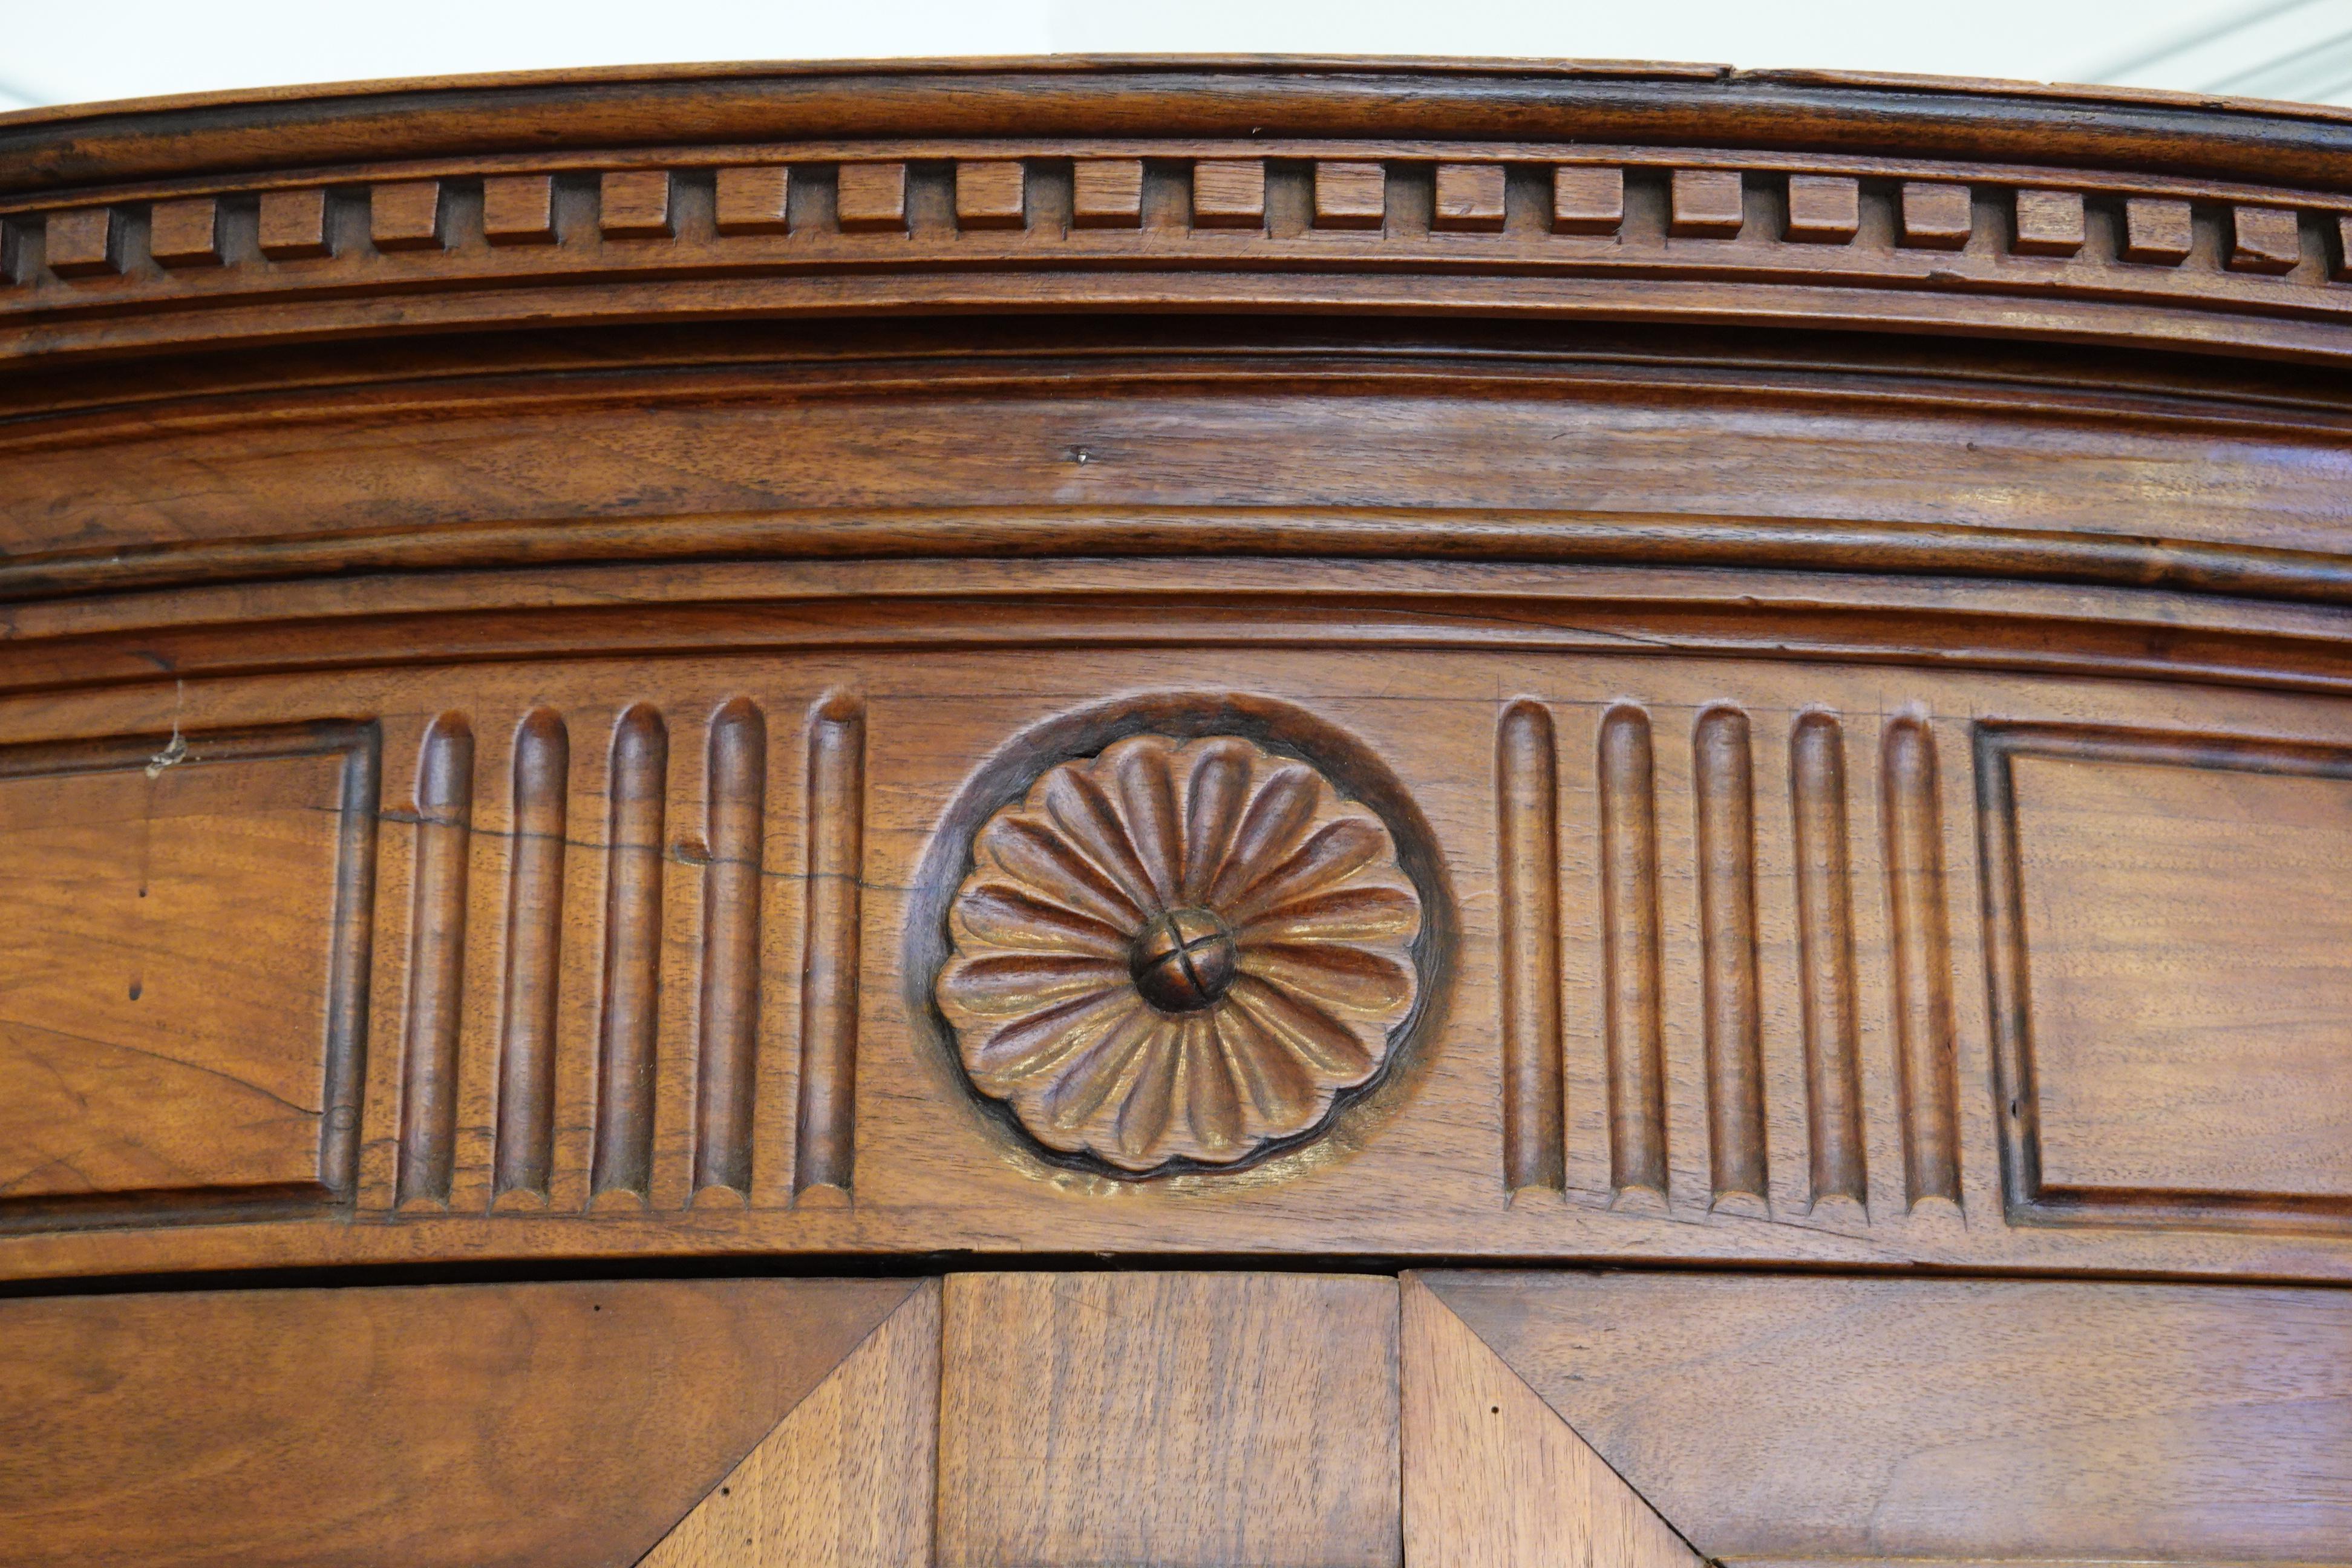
[
  {"left": 694, "top": 699, "right": 768, "bottom": 1202},
  {"left": 395, "top": 714, "right": 473, "bottom": 1210},
  {"left": 1789, "top": 711, "right": 1867, "bottom": 1216},
  {"left": 493, "top": 709, "right": 567, "bottom": 1207},
  {"left": 1883, "top": 715, "right": 1964, "bottom": 1214},
  {"left": 592, "top": 704, "right": 669, "bottom": 1206},
  {"left": 1693, "top": 705, "right": 1766, "bottom": 1212},
  {"left": 1598, "top": 704, "right": 1668, "bottom": 1207},
  {"left": 795, "top": 694, "right": 867, "bottom": 1203},
  {"left": 1496, "top": 699, "right": 1564, "bottom": 1198}
]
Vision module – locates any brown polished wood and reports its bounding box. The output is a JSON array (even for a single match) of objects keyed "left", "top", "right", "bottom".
[
  {"left": 1, "top": 56, "right": 2350, "bottom": 1566},
  {"left": 0, "top": 1277, "right": 915, "bottom": 1567}
]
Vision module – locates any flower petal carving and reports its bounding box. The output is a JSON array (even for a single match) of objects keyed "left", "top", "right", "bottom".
[{"left": 938, "top": 732, "right": 1422, "bottom": 1173}]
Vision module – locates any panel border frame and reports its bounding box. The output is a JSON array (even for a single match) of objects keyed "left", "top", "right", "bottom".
[
  {"left": 1975, "top": 718, "right": 2352, "bottom": 1235},
  {"left": 0, "top": 718, "right": 381, "bottom": 1230}
]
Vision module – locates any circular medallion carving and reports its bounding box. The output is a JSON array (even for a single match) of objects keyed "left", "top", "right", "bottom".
[{"left": 936, "top": 733, "right": 1425, "bottom": 1174}]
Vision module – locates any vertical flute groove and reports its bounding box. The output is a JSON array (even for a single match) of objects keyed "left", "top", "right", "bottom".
[
  {"left": 1882, "top": 714, "right": 1963, "bottom": 1212},
  {"left": 493, "top": 710, "right": 567, "bottom": 1206},
  {"left": 396, "top": 714, "right": 473, "bottom": 1210},
  {"left": 1496, "top": 699, "right": 1564, "bottom": 1197},
  {"left": 592, "top": 704, "right": 668, "bottom": 1204},
  {"left": 795, "top": 693, "right": 866, "bottom": 1202},
  {"left": 1790, "top": 711, "right": 1867, "bottom": 1213},
  {"left": 1598, "top": 704, "right": 1668, "bottom": 1203},
  {"left": 694, "top": 699, "right": 768, "bottom": 1201},
  {"left": 1693, "top": 705, "right": 1767, "bottom": 1209}
]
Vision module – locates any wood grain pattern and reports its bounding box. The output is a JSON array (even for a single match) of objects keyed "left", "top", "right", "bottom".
[
  {"left": 483, "top": 174, "right": 557, "bottom": 245},
  {"left": 1881, "top": 714, "right": 1962, "bottom": 1215},
  {"left": 1599, "top": 704, "right": 1669, "bottom": 1207},
  {"left": 1552, "top": 165, "right": 1623, "bottom": 233},
  {"left": 1900, "top": 180, "right": 1973, "bottom": 248},
  {"left": 695, "top": 699, "right": 768, "bottom": 1203},
  {"left": 395, "top": 713, "right": 473, "bottom": 1210},
  {"left": 493, "top": 708, "right": 567, "bottom": 1206},
  {"left": 255, "top": 187, "right": 327, "bottom": 258},
  {"left": 0, "top": 724, "right": 376, "bottom": 1227},
  {"left": 1401, "top": 1276, "right": 1701, "bottom": 1568},
  {"left": 1693, "top": 705, "right": 1766, "bottom": 1212},
  {"left": 593, "top": 703, "right": 668, "bottom": 1206},
  {"left": 42, "top": 207, "right": 112, "bottom": 276},
  {"left": 601, "top": 171, "right": 674, "bottom": 239},
  {"left": 2123, "top": 195, "right": 2193, "bottom": 263},
  {"left": 641, "top": 1279, "right": 939, "bottom": 1568},
  {"left": 2013, "top": 188, "right": 2085, "bottom": 256},
  {"left": 370, "top": 180, "right": 441, "bottom": 251},
  {"left": 1783, "top": 174, "right": 1857, "bottom": 243},
  {"left": 1316, "top": 160, "right": 1387, "bottom": 230},
  {"left": 1497, "top": 699, "right": 1565, "bottom": 1198},
  {"left": 1192, "top": 159, "right": 1267, "bottom": 228},
  {"left": 715, "top": 165, "right": 792, "bottom": 236},
  {"left": 8, "top": 67, "right": 2352, "bottom": 1285},
  {"left": 955, "top": 161, "right": 1026, "bottom": 231},
  {"left": 1668, "top": 169, "right": 1744, "bottom": 237},
  {"left": 1433, "top": 163, "right": 1506, "bottom": 233},
  {"left": 1788, "top": 711, "right": 1866, "bottom": 1216},
  {"left": 936, "top": 1272, "right": 1401, "bottom": 1568},
  {"left": 838, "top": 164, "right": 909, "bottom": 234},
  {"left": 1429, "top": 1269, "right": 2352, "bottom": 1564},
  {"left": 1071, "top": 158, "right": 1143, "bottom": 227},
  {"left": 148, "top": 198, "right": 221, "bottom": 268},
  {"left": 1979, "top": 723, "right": 2352, "bottom": 1229},
  {"left": 0, "top": 1276, "right": 918, "bottom": 1568},
  {"left": 795, "top": 694, "right": 864, "bottom": 1203}
]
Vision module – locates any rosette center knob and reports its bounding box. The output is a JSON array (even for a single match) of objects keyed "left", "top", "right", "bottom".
[{"left": 1128, "top": 907, "right": 1239, "bottom": 1013}]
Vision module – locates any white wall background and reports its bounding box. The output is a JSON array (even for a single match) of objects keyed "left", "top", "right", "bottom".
[{"left": 5, "top": 0, "right": 2352, "bottom": 113}]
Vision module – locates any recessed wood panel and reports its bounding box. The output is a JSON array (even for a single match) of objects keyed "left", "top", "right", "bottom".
[
  {"left": 0, "top": 1277, "right": 913, "bottom": 1568},
  {"left": 1429, "top": 1269, "right": 2352, "bottom": 1564},
  {"left": 1980, "top": 724, "right": 2352, "bottom": 1228},
  {"left": 0, "top": 724, "right": 376, "bottom": 1226},
  {"left": 936, "top": 1272, "right": 1401, "bottom": 1568}
]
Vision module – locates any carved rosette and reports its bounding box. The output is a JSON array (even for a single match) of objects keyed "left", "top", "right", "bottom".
[{"left": 938, "top": 734, "right": 1423, "bottom": 1173}]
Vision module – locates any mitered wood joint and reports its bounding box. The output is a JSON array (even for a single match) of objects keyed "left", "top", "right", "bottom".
[
  {"left": 2230, "top": 204, "right": 2302, "bottom": 273},
  {"left": 601, "top": 171, "right": 673, "bottom": 239},
  {"left": 483, "top": 175, "right": 557, "bottom": 245},
  {"left": 1552, "top": 166, "right": 1624, "bottom": 235},
  {"left": 2122, "top": 197, "right": 2193, "bottom": 265},
  {"left": 714, "top": 166, "right": 791, "bottom": 236},
  {"left": 1669, "top": 169, "right": 1744, "bottom": 237},
  {"left": 1786, "top": 175, "right": 1859, "bottom": 244},
  {"left": 1313, "top": 161, "right": 1386, "bottom": 230},
  {"left": 838, "top": 163, "right": 909, "bottom": 234},
  {"left": 1899, "top": 181, "right": 1973, "bottom": 249},
  {"left": 2013, "top": 189, "right": 2085, "bottom": 256},
  {"left": 955, "top": 161, "right": 1027, "bottom": 231},
  {"left": 1433, "top": 163, "right": 1506, "bottom": 233},
  {"left": 45, "top": 207, "right": 116, "bottom": 276},
  {"left": 371, "top": 181, "right": 444, "bottom": 252},
  {"left": 148, "top": 198, "right": 222, "bottom": 267},
  {"left": 1072, "top": 160, "right": 1144, "bottom": 228},
  {"left": 1193, "top": 160, "right": 1266, "bottom": 229},
  {"left": 257, "top": 188, "right": 330, "bottom": 260}
]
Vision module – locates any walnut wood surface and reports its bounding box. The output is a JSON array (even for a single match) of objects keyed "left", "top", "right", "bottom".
[
  {"left": 935, "top": 1272, "right": 1402, "bottom": 1567},
  {"left": 1426, "top": 1269, "right": 2352, "bottom": 1564},
  {"left": 1401, "top": 1276, "right": 1698, "bottom": 1568},
  {"left": 0, "top": 1276, "right": 915, "bottom": 1567},
  {"left": 2, "top": 66, "right": 2352, "bottom": 1290},
  {"left": 642, "top": 1279, "right": 938, "bottom": 1568}
]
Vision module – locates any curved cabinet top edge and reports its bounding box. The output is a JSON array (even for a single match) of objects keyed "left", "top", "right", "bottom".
[{"left": 7, "top": 56, "right": 2352, "bottom": 198}]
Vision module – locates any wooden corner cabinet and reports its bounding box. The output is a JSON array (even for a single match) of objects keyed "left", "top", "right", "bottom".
[{"left": 1, "top": 57, "right": 2348, "bottom": 1565}]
